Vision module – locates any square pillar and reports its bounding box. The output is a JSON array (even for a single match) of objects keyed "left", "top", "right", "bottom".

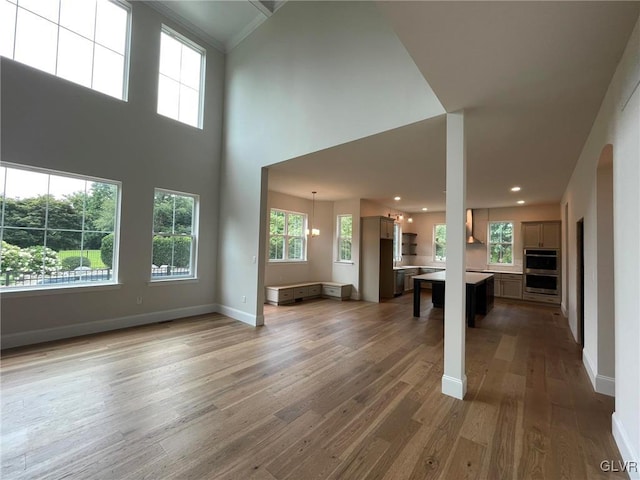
[{"left": 442, "top": 111, "right": 467, "bottom": 399}]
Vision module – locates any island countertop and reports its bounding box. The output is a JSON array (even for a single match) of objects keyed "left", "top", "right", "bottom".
[{"left": 413, "top": 271, "right": 494, "bottom": 285}]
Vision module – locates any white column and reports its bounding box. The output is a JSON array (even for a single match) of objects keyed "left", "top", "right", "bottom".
[{"left": 442, "top": 111, "right": 467, "bottom": 399}]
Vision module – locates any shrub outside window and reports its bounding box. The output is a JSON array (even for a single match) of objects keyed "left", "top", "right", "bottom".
[
  {"left": 337, "top": 214, "right": 352, "bottom": 262},
  {"left": 0, "top": 0, "right": 131, "bottom": 100},
  {"left": 434, "top": 224, "right": 446, "bottom": 262},
  {"left": 0, "top": 163, "right": 120, "bottom": 289},
  {"left": 151, "top": 189, "right": 198, "bottom": 280},
  {"left": 157, "top": 26, "right": 205, "bottom": 129},
  {"left": 488, "top": 221, "right": 514, "bottom": 265},
  {"left": 269, "top": 209, "right": 306, "bottom": 262}
]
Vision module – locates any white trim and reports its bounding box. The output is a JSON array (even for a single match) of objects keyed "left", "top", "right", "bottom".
[
  {"left": 596, "top": 374, "right": 615, "bottom": 397},
  {"left": 583, "top": 351, "right": 597, "bottom": 389},
  {"left": 142, "top": 1, "right": 225, "bottom": 53},
  {"left": 441, "top": 374, "right": 467, "bottom": 400},
  {"left": 216, "top": 304, "right": 260, "bottom": 326},
  {"left": 612, "top": 412, "right": 640, "bottom": 479},
  {"left": 227, "top": 11, "right": 269, "bottom": 53},
  {"left": 1, "top": 283, "right": 121, "bottom": 298},
  {"left": 583, "top": 353, "right": 616, "bottom": 396},
  {"left": 1, "top": 303, "right": 217, "bottom": 349}
]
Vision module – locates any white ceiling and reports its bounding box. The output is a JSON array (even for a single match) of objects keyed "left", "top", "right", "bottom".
[
  {"left": 145, "top": 1, "right": 640, "bottom": 213},
  {"left": 146, "top": 1, "right": 273, "bottom": 52}
]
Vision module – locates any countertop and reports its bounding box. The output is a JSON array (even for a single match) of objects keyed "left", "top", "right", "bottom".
[
  {"left": 393, "top": 265, "right": 522, "bottom": 275},
  {"left": 413, "top": 271, "right": 494, "bottom": 284}
]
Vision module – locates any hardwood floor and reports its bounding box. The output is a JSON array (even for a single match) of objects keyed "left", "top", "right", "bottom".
[{"left": 1, "top": 292, "right": 624, "bottom": 479}]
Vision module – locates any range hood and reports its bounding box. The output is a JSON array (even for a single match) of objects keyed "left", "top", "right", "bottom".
[{"left": 466, "top": 209, "right": 484, "bottom": 244}]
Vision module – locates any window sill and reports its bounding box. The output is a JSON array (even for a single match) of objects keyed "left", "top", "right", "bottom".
[
  {"left": 148, "top": 278, "right": 199, "bottom": 286},
  {"left": 268, "top": 261, "right": 308, "bottom": 265},
  {"left": 1, "top": 282, "right": 122, "bottom": 298},
  {"left": 334, "top": 261, "right": 354, "bottom": 265}
]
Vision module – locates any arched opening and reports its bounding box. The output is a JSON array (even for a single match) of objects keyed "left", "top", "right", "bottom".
[{"left": 595, "top": 144, "right": 615, "bottom": 395}]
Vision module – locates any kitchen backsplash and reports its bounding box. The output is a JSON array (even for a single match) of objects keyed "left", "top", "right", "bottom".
[{"left": 400, "top": 253, "right": 523, "bottom": 273}]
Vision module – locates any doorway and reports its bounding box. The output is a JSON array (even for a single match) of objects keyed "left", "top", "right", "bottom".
[{"left": 576, "top": 218, "right": 585, "bottom": 347}]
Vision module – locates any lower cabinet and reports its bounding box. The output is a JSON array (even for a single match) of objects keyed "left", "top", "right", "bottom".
[
  {"left": 266, "top": 282, "right": 352, "bottom": 305},
  {"left": 494, "top": 273, "right": 523, "bottom": 299},
  {"left": 403, "top": 268, "right": 418, "bottom": 292}
]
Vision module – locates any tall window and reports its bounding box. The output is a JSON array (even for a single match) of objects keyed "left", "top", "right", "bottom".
[
  {"left": 434, "top": 224, "right": 446, "bottom": 262},
  {"left": 0, "top": 0, "right": 131, "bottom": 100},
  {"left": 269, "top": 209, "right": 306, "bottom": 262},
  {"left": 337, "top": 214, "right": 352, "bottom": 262},
  {"left": 152, "top": 189, "right": 198, "bottom": 280},
  {"left": 0, "top": 163, "right": 120, "bottom": 289},
  {"left": 393, "top": 222, "right": 402, "bottom": 261},
  {"left": 488, "top": 221, "right": 514, "bottom": 265},
  {"left": 157, "top": 26, "right": 205, "bottom": 129}
]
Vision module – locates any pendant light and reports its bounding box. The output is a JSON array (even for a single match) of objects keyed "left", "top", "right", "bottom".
[{"left": 307, "top": 191, "right": 320, "bottom": 237}]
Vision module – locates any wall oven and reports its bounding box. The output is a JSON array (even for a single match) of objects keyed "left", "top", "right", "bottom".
[{"left": 524, "top": 249, "right": 560, "bottom": 295}]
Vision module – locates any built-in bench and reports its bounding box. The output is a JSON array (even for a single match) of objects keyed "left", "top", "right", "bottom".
[{"left": 265, "top": 282, "right": 352, "bottom": 305}]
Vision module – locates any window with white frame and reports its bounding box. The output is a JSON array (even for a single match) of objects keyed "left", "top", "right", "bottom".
[
  {"left": 434, "top": 223, "right": 446, "bottom": 262},
  {"left": 0, "top": 0, "right": 131, "bottom": 100},
  {"left": 337, "top": 214, "right": 352, "bottom": 262},
  {"left": 151, "top": 189, "right": 198, "bottom": 280},
  {"left": 393, "top": 222, "right": 402, "bottom": 261},
  {"left": 269, "top": 209, "right": 306, "bottom": 262},
  {"left": 157, "top": 26, "right": 205, "bottom": 129},
  {"left": 488, "top": 221, "right": 514, "bottom": 265},
  {"left": 0, "top": 163, "right": 120, "bottom": 289}
]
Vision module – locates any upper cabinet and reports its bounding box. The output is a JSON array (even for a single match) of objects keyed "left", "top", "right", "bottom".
[
  {"left": 522, "top": 221, "right": 561, "bottom": 249},
  {"left": 380, "top": 217, "right": 395, "bottom": 239}
]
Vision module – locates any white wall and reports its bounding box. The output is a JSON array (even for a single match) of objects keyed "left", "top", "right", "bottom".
[
  {"left": 561, "top": 16, "right": 640, "bottom": 474},
  {"left": 218, "top": 1, "right": 445, "bottom": 324},
  {"left": 401, "top": 205, "right": 560, "bottom": 271},
  {"left": 0, "top": 2, "right": 225, "bottom": 347},
  {"left": 596, "top": 161, "right": 615, "bottom": 386}
]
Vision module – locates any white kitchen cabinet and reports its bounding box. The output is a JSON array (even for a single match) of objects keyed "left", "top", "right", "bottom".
[
  {"left": 495, "top": 273, "right": 523, "bottom": 299},
  {"left": 379, "top": 217, "right": 395, "bottom": 239},
  {"left": 522, "top": 221, "right": 561, "bottom": 249}
]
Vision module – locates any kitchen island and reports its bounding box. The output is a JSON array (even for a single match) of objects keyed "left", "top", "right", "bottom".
[{"left": 413, "top": 271, "right": 494, "bottom": 327}]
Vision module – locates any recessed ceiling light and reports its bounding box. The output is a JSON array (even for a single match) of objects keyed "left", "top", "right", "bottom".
[
  {"left": 517, "top": 200, "right": 525, "bottom": 204},
  {"left": 422, "top": 207, "right": 428, "bottom": 211},
  {"left": 394, "top": 196, "right": 401, "bottom": 201},
  {"left": 511, "top": 186, "right": 521, "bottom": 192}
]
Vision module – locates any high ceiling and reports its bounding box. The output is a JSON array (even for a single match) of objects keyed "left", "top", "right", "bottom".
[{"left": 145, "top": 1, "right": 640, "bottom": 213}]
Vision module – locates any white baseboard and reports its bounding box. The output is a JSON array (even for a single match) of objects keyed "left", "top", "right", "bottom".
[
  {"left": 583, "top": 352, "right": 597, "bottom": 389},
  {"left": 216, "top": 304, "right": 259, "bottom": 326},
  {"left": 561, "top": 303, "right": 568, "bottom": 317},
  {"left": 441, "top": 374, "right": 467, "bottom": 400},
  {"left": 1, "top": 303, "right": 218, "bottom": 349},
  {"left": 596, "top": 374, "right": 615, "bottom": 397},
  {"left": 612, "top": 412, "right": 640, "bottom": 479},
  {"left": 582, "top": 353, "right": 615, "bottom": 396}
]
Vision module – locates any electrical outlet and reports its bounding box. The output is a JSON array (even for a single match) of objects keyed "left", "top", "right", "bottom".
[
  {"left": 136, "top": 296, "right": 143, "bottom": 305},
  {"left": 242, "top": 295, "right": 246, "bottom": 303}
]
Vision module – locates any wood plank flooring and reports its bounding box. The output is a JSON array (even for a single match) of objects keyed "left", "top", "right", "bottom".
[{"left": 1, "top": 292, "right": 624, "bottom": 479}]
